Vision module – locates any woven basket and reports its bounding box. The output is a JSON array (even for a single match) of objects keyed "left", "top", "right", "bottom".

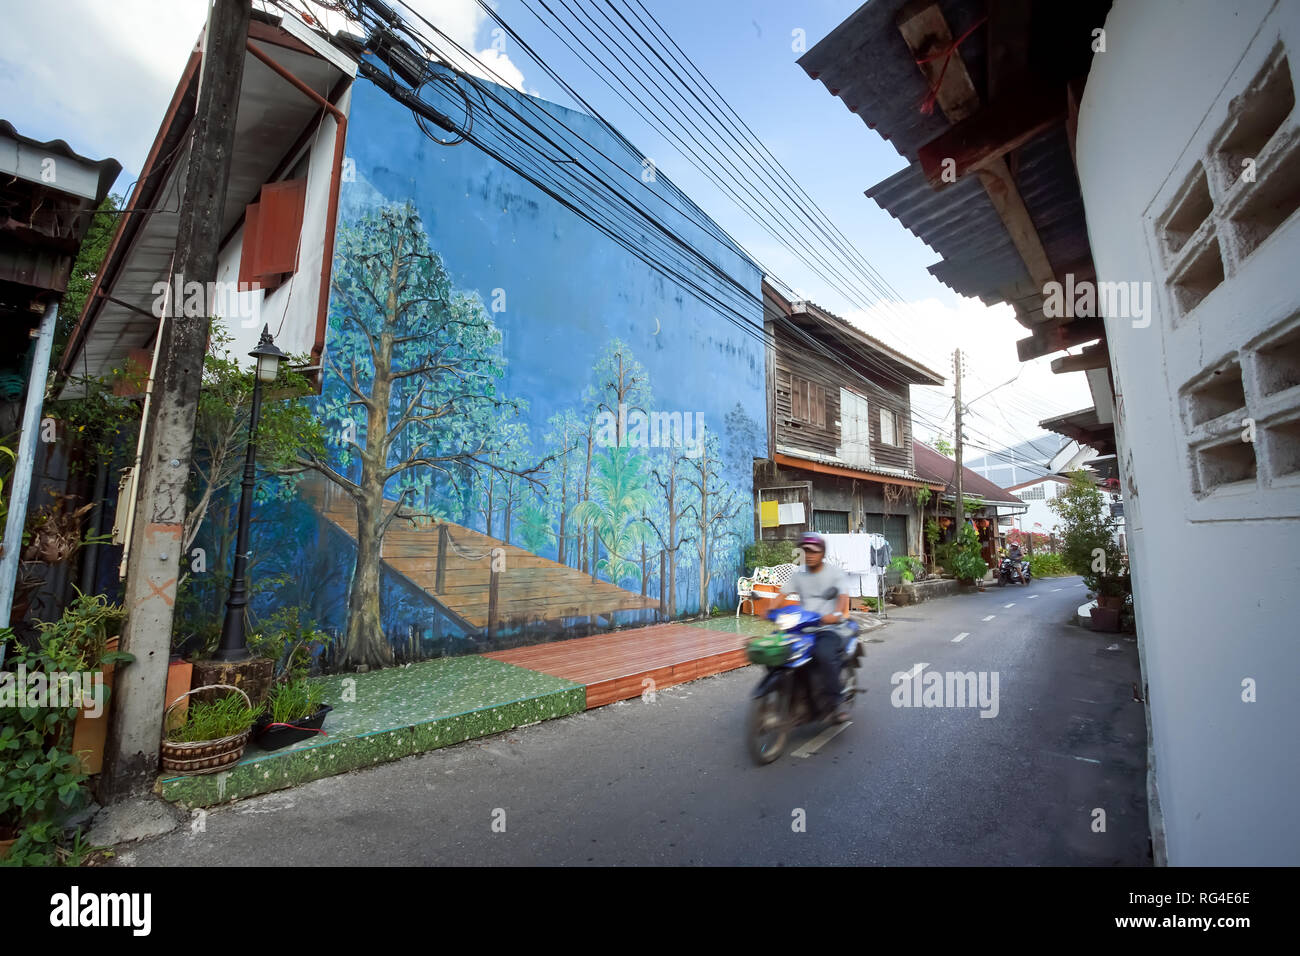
[{"left": 160, "top": 684, "right": 253, "bottom": 776}]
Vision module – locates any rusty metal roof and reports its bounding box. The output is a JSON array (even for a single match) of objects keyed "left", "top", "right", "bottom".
[
  {"left": 798, "top": 0, "right": 1107, "bottom": 314},
  {"left": 912, "top": 439, "right": 1025, "bottom": 505}
]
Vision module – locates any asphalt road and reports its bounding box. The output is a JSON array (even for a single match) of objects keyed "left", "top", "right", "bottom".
[{"left": 118, "top": 575, "right": 1150, "bottom": 866}]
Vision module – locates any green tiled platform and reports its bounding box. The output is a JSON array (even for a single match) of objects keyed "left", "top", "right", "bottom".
[{"left": 158, "top": 655, "right": 584, "bottom": 808}]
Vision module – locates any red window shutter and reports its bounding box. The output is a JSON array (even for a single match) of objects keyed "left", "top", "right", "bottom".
[
  {"left": 238, "top": 201, "right": 262, "bottom": 286},
  {"left": 253, "top": 178, "right": 307, "bottom": 287}
]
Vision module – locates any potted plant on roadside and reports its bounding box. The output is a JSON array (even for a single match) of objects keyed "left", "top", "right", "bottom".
[
  {"left": 32, "top": 591, "right": 133, "bottom": 775},
  {"left": 1050, "top": 471, "right": 1131, "bottom": 630},
  {"left": 252, "top": 678, "right": 332, "bottom": 750},
  {"left": 160, "top": 686, "right": 263, "bottom": 775},
  {"left": 943, "top": 522, "right": 989, "bottom": 588},
  {"left": 245, "top": 608, "right": 333, "bottom": 750}
]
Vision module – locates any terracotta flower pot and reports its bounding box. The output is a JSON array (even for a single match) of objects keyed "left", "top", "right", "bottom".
[
  {"left": 1090, "top": 605, "right": 1122, "bottom": 632},
  {"left": 69, "top": 637, "right": 118, "bottom": 775},
  {"left": 164, "top": 657, "right": 194, "bottom": 734}
]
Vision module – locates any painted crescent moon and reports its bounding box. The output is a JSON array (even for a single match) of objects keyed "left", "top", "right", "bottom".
[{"left": 653, "top": 316, "right": 661, "bottom": 335}]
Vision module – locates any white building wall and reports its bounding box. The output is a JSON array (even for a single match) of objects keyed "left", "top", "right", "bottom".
[
  {"left": 1006, "top": 478, "right": 1064, "bottom": 539},
  {"left": 1077, "top": 0, "right": 1300, "bottom": 864},
  {"left": 212, "top": 86, "right": 352, "bottom": 367}
]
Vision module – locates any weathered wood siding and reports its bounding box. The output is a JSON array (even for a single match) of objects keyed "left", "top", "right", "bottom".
[{"left": 767, "top": 311, "right": 915, "bottom": 473}]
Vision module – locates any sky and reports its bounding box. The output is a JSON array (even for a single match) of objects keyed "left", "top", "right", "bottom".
[{"left": 0, "top": 0, "right": 1094, "bottom": 464}]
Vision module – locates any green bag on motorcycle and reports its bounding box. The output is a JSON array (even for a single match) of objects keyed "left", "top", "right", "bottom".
[{"left": 746, "top": 634, "right": 796, "bottom": 667}]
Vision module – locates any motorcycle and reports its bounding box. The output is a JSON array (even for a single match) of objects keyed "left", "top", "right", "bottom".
[
  {"left": 744, "top": 601, "right": 862, "bottom": 764},
  {"left": 998, "top": 554, "right": 1032, "bottom": 586}
]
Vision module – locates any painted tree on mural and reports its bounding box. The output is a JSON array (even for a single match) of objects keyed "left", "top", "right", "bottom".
[
  {"left": 569, "top": 340, "right": 656, "bottom": 587},
  {"left": 645, "top": 448, "right": 691, "bottom": 618},
  {"left": 472, "top": 413, "right": 534, "bottom": 542},
  {"left": 681, "top": 427, "right": 744, "bottom": 616},
  {"left": 543, "top": 408, "right": 586, "bottom": 566},
  {"left": 302, "top": 202, "right": 541, "bottom": 668},
  {"left": 571, "top": 446, "right": 651, "bottom": 587}
]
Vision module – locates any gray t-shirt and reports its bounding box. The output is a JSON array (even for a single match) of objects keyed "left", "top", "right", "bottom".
[{"left": 781, "top": 562, "right": 850, "bottom": 617}]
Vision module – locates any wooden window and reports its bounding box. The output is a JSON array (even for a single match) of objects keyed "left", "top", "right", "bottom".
[
  {"left": 880, "top": 406, "right": 898, "bottom": 446},
  {"left": 790, "top": 376, "right": 826, "bottom": 427},
  {"left": 237, "top": 178, "right": 307, "bottom": 291},
  {"left": 838, "top": 388, "right": 871, "bottom": 467}
]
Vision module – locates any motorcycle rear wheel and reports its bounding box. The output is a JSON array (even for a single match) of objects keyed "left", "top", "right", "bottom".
[{"left": 746, "top": 689, "right": 789, "bottom": 765}]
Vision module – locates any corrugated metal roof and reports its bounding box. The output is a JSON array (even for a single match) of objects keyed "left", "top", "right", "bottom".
[
  {"left": 799, "top": 1, "right": 1107, "bottom": 317},
  {"left": 912, "top": 439, "right": 1025, "bottom": 505},
  {"left": 0, "top": 120, "right": 122, "bottom": 202},
  {"left": 798, "top": 0, "right": 990, "bottom": 161}
]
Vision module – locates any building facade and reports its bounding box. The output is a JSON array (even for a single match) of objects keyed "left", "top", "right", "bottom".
[
  {"left": 753, "top": 282, "right": 944, "bottom": 560},
  {"left": 1074, "top": 0, "right": 1300, "bottom": 865},
  {"left": 61, "top": 9, "right": 768, "bottom": 665}
]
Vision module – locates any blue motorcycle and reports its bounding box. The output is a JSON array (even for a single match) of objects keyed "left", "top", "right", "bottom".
[{"left": 744, "top": 604, "right": 862, "bottom": 764}]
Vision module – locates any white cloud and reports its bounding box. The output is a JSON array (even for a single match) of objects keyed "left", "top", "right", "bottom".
[
  {"left": 0, "top": 0, "right": 528, "bottom": 185},
  {"left": 842, "top": 296, "right": 1095, "bottom": 455}
]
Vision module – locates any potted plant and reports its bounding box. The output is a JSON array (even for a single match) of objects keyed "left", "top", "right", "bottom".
[
  {"left": 252, "top": 677, "right": 332, "bottom": 750},
  {"left": 943, "top": 523, "right": 989, "bottom": 587},
  {"left": 160, "top": 685, "right": 262, "bottom": 775},
  {"left": 32, "top": 592, "right": 133, "bottom": 775}
]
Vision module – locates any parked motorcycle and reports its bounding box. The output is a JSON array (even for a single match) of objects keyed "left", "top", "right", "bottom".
[
  {"left": 998, "top": 555, "right": 1032, "bottom": 586},
  {"left": 744, "top": 603, "right": 862, "bottom": 764}
]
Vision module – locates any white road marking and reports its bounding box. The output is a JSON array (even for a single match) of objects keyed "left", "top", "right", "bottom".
[
  {"left": 1028, "top": 594, "right": 1038, "bottom": 599},
  {"left": 792, "top": 721, "right": 852, "bottom": 757},
  {"left": 1046, "top": 750, "right": 1101, "bottom": 765},
  {"left": 901, "top": 662, "right": 927, "bottom": 680},
  {"left": 1072, "top": 698, "right": 1100, "bottom": 704},
  {"left": 1003, "top": 603, "right": 1016, "bottom": 608},
  {"left": 951, "top": 632, "right": 970, "bottom": 643},
  {"left": 982, "top": 615, "right": 996, "bottom": 622},
  {"left": 1052, "top": 588, "right": 1062, "bottom": 592}
]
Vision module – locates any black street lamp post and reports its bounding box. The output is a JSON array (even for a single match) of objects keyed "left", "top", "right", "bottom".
[{"left": 213, "top": 324, "right": 286, "bottom": 662}]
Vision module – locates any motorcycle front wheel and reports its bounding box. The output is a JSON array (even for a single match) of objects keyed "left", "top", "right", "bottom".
[{"left": 746, "top": 687, "right": 789, "bottom": 765}]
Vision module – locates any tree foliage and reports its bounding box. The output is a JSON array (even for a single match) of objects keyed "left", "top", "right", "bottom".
[{"left": 1049, "top": 470, "right": 1128, "bottom": 595}]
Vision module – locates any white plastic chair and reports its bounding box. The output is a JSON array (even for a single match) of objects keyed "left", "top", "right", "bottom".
[{"left": 735, "top": 576, "right": 755, "bottom": 617}]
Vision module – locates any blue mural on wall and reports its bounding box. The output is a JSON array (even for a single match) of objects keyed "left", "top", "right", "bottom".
[{"left": 257, "top": 73, "right": 767, "bottom": 668}]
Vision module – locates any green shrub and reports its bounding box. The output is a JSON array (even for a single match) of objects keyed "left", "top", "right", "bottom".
[
  {"left": 1049, "top": 471, "right": 1130, "bottom": 596},
  {"left": 743, "top": 539, "right": 798, "bottom": 572},
  {"left": 247, "top": 607, "right": 332, "bottom": 681},
  {"left": 1028, "top": 552, "right": 1069, "bottom": 577},
  {"left": 0, "top": 638, "right": 92, "bottom": 867},
  {"left": 942, "top": 523, "right": 988, "bottom": 583},
  {"left": 888, "top": 555, "right": 924, "bottom": 582}
]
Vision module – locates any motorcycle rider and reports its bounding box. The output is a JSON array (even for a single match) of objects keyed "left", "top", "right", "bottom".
[
  {"left": 780, "top": 531, "right": 853, "bottom": 724},
  {"left": 1008, "top": 540, "right": 1025, "bottom": 582}
]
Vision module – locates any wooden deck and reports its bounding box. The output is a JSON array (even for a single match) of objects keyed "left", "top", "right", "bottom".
[
  {"left": 302, "top": 481, "right": 659, "bottom": 630},
  {"left": 483, "top": 623, "right": 750, "bottom": 708}
]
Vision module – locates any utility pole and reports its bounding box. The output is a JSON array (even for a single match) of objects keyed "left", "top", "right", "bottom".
[
  {"left": 953, "top": 348, "right": 964, "bottom": 524},
  {"left": 100, "top": 0, "right": 252, "bottom": 803}
]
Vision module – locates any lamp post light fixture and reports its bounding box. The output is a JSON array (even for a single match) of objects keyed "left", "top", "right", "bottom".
[{"left": 213, "top": 325, "right": 287, "bottom": 662}]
